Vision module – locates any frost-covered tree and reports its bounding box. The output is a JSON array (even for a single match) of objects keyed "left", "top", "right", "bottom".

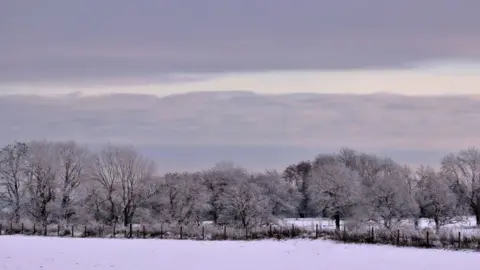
[
  {"left": 253, "top": 170, "right": 299, "bottom": 218},
  {"left": 354, "top": 154, "right": 393, "bottom": 188},
  {"left": 0, "top": 142, "right": 29, "bottom": 222},
  {"left": 24, "top": 141, "right": 58, "bottom": 226},
  {"left": 201, "top": 162, "right": 248, "bottom": 224},
  {"left": 336, "top": 148, "right": 360, "bottom": 171},
  {"left": 312, "top": 154, "right": 338, "bottom": 168},
  {"left": 441, "top": 147, "right": 480, "bottom": 226},
  {"left": 282, "top": 161, "right": 312, "bottom": 217},
  {"left": 415, "top": 166, "right": 463, "bottom": 232},
  {"left": 88, "top": 145, "right": 158, "bottom": 226},
  {"left": 153, "top": 172, "right": 207, "bottom": 225},
  {"left": 54, "top": 141, "right": 90, "bottom": 225},
  {"left": 219, "top": 177, "right": 272, "bottom": 228},
  {"left": 308, "top": 162, "right": 361, "bottom": 229},
  {"left": 364, "top": 162, "right": 419, "bottom": 229}
]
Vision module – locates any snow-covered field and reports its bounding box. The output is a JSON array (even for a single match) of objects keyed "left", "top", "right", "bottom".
[{"left": 1, "top": 236, "right": 478, "bottom": 270}]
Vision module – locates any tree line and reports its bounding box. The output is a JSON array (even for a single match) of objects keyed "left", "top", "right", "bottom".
[{"left": 0, "top": 140, "right": 479, "bottom": 232}]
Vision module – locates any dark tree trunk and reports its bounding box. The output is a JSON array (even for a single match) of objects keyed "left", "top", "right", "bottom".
[
  {"left": 434, "top": 217, "right": 440, "bottom": 233},
  {"left": 473, "top": 197, "right": 480, "bottom": 228},
  {"left": 334, "top": 213, "right": 341, "bottom": 230},
  {"left": 476, "top": 211, "right": 480, "bottom": 228}
]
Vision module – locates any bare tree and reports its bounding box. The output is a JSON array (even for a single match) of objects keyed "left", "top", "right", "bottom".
[
  {"left": 0, "top": 142, "right": 29, "bottom": 222},
  {"left": 220, "top": 177, "right": 272, "bottom": 228},
  {"left": 154, "top": 172, "right": 207, "bottom": 225},
  {"left": 365, "top": 164, "right": 419, "bottom": 229},
  {"left": 441, "top": 147, "right": 480, "bottom": 226},
  {"left": 416, "top": 166, "right": 464, "bottom": 232},
  {"left": 89, "top": 145, "right": 157, "bottom": 226},
  {"left": 24, "top": 141, "right": 58, "bottom": 226},
  {"left": 54, "top": 141, "right": 90, "bottom": 225}
]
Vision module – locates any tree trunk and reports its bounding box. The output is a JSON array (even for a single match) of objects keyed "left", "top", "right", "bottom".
[
  {"left": 476, "top": 211, "right": 480, "bottom": 228},
  {"left": 13, "top": 205, "right": 21, "bottom": 224},
  {"left": 434, "top": 217, "right": 440, "bottom": 233},
  {"left": 475, "top": 197, "right": 480, "bottom": 228},
  {"left": 334, "top": 213, "right": 341, "bottom": 230}
]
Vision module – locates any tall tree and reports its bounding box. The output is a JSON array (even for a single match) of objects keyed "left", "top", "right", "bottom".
[
  {"left": 309, "top": 162, "right": 361, "bottom": 229},
  {"left": 364, "top": 163, "right": 419, "bottom": 229},
  {"left": 154, "top": 172, "right": 207, "bottom": 225},
  {"left": 89, "top": 145, "right": 157, "bottom": 226},
  {"left": 219, "top": 176, "right": 272, "bottom": 228},
  {"left": 201, "top": 162, "right": 247, "bottom": 224},
  {"left": 24, "top": 141, "right": 58, "bottom": 226},
  {"left": 441, "top": 147, "right": 480, "bottom": 226},
  {"left": 282, "top": 161, "right": 312, "bottom": 217},
  {"left": 253, "top": 170, "right": 299, "bottom": 218},
  {"left": 416, "top": 166, "right": 463, "bottom": 232},
  {"left": 54, "top": 141, "right": 89, "bottom": 225},
  {"left": 0, "top": 142, "right": 29, "bottom": 222}
]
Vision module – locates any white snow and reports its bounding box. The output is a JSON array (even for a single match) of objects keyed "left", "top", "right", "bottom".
[{"left": 1, "top": 236, "right": 479, "bottom": 270}]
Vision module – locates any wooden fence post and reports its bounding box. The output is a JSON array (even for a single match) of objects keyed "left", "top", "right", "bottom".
[
  {"left": 113, "top": 224, "right": 116, "bottom": 238},
  {"left": 33, "top": 224, "right": 36, "bottom": 235},
  {"left": 129, "top": 224, "right": 133, "bottom": 239},
  {"left": 458, "top": 232, "right": 461, "bottom": 249},
  {"left": 180, "top": 226, "right": 183, "bottom": 240},
  {"left": 202, "top": 226, "right": 205, "bottom": 240},
  {"left": 0, "top": 224, "right": 2, "bottom": 235},
  {"left": 315, "top": 224, "right": 319, "bottom": 239},
  {"left": 143, "top": 225, "right": 146, "bottom": 239},
  {"left": 396, "top": 229, "right": 400, "bottom": 245},
  {"left": 84, "top": 225, "right": 87, "bottom": 238},
  {"left": 371, "top": 227, "right": 375, "bottom": 243},
  {"left": 71, "top": 225, "right": 74, "bottom": 237},
  {"left": 269, "top": 224, "right": 273, "bottom": 238},
  {"left": 44, "top": 225, "right": 47, "bottom": 236},
  {"left": 57, "top": 224, "right": 60, "bottom": 236},
  {"left": 291, "top": 224, "right": 295, "bottom": 238},
  {"left": 21, "top": 223, "right": 24, "bottom": 234},
  {"left": 98, "top": 226, "right": 102, "bottom": 237},
  {"left": 223, "top": 225, "right": 227, "bottom": 240},
  {"left": 160, "top": 224, "right": 164, "bottom": 239},
  {"left": 426, "top": 231, "right": 430, "bottom": 246}
]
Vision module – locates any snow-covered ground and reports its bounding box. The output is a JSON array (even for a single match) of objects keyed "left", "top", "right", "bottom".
[{"left": 1, "top": 236, "right": 478, "bottom": 270}]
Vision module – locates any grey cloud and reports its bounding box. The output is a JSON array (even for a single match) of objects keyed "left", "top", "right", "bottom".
[
  {"left": 0, "top": 92, "right": 478, "bottom": 171},
  {"left": 2, "top": 0, "right": 480, "bottom": 83}
]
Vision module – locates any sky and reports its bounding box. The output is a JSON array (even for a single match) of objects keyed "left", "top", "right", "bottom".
[
  {"left": 2, "top": 1, "right": 480, "bottom": 170},
  {"left": 2, "top": 0, "right": 480, "bottom": 96}
]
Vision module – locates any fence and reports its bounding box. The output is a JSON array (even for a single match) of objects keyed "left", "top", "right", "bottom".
[{"left": 1, "top": 222, "right": 479, "bottom": 251}]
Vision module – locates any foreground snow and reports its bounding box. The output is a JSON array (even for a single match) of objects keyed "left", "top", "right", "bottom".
[{"left": 1, "top": 236, "right": 478, "bottom": 270}]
